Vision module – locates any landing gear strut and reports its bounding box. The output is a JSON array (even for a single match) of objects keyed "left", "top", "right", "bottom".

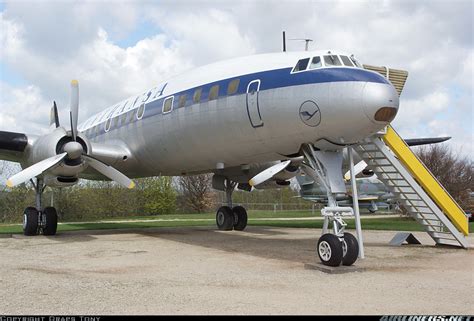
[
  {"left": 215, "top": 178, "right": 248, "bottom": 231},
  {"left": 302, "top": 144, "right": 360, "bottom": 266},
  {"left": 23, "top": 178, "right": 58, "bottom": 236}
]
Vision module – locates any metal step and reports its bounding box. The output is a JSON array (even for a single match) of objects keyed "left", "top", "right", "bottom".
[{"left": 354, "top": 135, "right": 469, "bottom": 248}]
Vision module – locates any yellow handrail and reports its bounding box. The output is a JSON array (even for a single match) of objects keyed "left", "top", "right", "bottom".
[{"left": 383, "top": 126, "right": 469, "bottom": 235}]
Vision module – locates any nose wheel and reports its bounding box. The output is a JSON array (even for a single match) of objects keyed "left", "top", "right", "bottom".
[{"left": 317, "top": 232, "right": 359, "bottom": 267}]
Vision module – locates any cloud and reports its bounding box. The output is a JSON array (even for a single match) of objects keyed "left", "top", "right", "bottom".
[{"left": 0, "top": 0, "right": 472, "bottom": 156}]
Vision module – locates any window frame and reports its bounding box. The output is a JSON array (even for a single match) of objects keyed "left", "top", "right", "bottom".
[
  {"left": 291, "top": 57, "right": 311, "bottom": 73},
  {"left": 339, "top": 55, "right": 355, "bottom": 67},
  {"left": 178, "top": 94, "right": 187, "bottom": 108},
  {"left": 208, "top": 84, "right": 219, "bottom": 101},
  {"left": 308, "top": 56, "right": 322, "bottom": 70},
  {"left": 104, "top": 117, "right": 112, "bottom": 132},
  {"left": 162, "top": 96, "right": 174, "bottom": 114},
  {"left": 323, "top": 55, "right": 342, "bottom": 67},
  {"left": 227, "top": 79, "right": 240, "bottom": 95},
  {"left": 193, "top": 88, "right": 202, "bottom": 104},
  {"left": 136, "top": 103, "right": 146, "bottom": 120}
]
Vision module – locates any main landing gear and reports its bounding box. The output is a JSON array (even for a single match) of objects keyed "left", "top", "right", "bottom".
[
  {"left": 215, "top": 179, "right": 248, "bottom": 231},
  {"left": 23, "top": 178, "right": 58, "bottom": 236}
]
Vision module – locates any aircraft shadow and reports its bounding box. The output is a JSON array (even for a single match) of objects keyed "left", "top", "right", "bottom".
[{"left": 137, "top": 226, "right": 320, "bottom": 264}]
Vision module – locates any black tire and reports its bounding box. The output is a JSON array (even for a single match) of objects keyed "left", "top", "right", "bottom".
[
  {"left": 216, "top": 206, "right": 234, "bottom": 230},
  {"left": 43, "top": 207, "right": 58, "bottom": 236},
  {"left": 317, "top": 234, "right": 343, "bottom": 267},
  {"left": 23, "top": 207, "right": 39, "bottom": 236},
  {"left": 342, "top": 232, "right": 359, "bottom": 266},
  {"left": 232, "top": 206, "right": 248, "bottom": 231}
]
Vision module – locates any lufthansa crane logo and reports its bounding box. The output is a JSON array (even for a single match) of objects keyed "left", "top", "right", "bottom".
[{"left": 299, "top": 100, "right": 321, "bottom": 127}]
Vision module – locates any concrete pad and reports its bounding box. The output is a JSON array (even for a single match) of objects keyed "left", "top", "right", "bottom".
[{"left": 304, "top": 263, "right": 366, "bottom": 274}]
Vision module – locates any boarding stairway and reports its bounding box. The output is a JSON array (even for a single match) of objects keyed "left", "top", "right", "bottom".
[{"left": 354, "top": 126, "right": 469, "bottom": 248}]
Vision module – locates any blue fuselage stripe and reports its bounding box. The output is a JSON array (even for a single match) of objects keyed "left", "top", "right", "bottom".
[{"left": 84, "top": 67, "right": 388, "bottom": 138}]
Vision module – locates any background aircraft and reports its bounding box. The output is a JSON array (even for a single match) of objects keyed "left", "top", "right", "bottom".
[{"left": 295, "top": 137, "right": 450, "bottom": 213}]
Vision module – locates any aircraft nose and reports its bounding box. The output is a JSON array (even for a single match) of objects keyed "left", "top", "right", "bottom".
[{"left": 362, "top": 82, "right": 399, "bottom": 124}]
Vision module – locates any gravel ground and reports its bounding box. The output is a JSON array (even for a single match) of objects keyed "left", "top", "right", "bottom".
[{"left": 0, "top": 226, "right": 472, "bottom": 315}]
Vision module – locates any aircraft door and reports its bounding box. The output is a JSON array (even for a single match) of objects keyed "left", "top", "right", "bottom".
[{"left": 246, "top": 80, "right": 263, "bottom": 128}]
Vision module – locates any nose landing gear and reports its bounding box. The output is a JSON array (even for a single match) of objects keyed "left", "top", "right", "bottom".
[{"left": 302, "top": 144, "right": 361, "bottom": 267}]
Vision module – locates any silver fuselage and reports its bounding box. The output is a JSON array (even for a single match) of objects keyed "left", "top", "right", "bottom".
[{"left": 77, "top": 51, "right": 399, "bottom": 181}]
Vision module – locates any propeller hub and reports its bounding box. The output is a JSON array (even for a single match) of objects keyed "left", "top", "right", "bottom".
[{"left": 63, "top": 141, "right": 83, "bottom": 159}]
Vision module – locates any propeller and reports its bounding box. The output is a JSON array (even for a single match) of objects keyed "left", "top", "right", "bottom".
[
  {"left": 83, "top": 155, "right": 135, "bottom": 189},
  {"left": 7, "top": 80, "right": 136, "bottom": 190},
  {"left": 70, "top": 80, "right": 79, "bottom": 141},
  {"left": 6, "top": 153, "right": 67, "bottom": 188},
  {"left": 249, "top": 160, "right": 291, "bottom": 187},
  {"left": 344, "top": 160, "right": 367, "bottom": 180},
  {"left": 50, "top": 101, "right": 60, "bottom": 128}
]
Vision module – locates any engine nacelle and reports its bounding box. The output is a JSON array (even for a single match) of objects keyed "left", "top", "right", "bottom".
[
  {"left": 253, "top": 180, "right": 291, "bottom": 190},
  {"left": 22, "top": 127, "right": 91, "bottom": 179},
  {"left": 43, "top": 175, "right": 79, "bottom": 188}
]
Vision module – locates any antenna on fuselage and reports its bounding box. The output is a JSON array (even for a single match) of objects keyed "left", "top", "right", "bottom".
[
  {"left": 282, "top": 31, "right": 286, "bottom": 52},
  {"left": 289, "top": 38, "right": 313, "bottom": 51}
]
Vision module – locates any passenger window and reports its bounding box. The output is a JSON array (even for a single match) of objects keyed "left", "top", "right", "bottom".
[
  {"left": 324, "top": 55, "right": 342, "bottom": 66},
  {"left": 178, "top": 94, "right": 187, "bottom": 108},
  {"left": 113, "top": 117, "right": 119, "bottom": 128},
  {"left": 193, "top": 88, "right": 202, "bottom": 103},
  {"left": 105, "top": 118, "right": 112, "bottom": 132},
  {"left": 309, "top": 56, "right": 322, "bottom": 69},
  {"left": 136, "top": 103, "right": 145, "bottom": 119},
  {"left": 340, "top": 55, "right": 354, "bottom": 67},
  {"left": 292, "top": 58, "right": 310, "bottom": 72},
  {"left": 227, "top": 79, "right": 240, "bottom": 95},
  {"left": 128, "top": 110, "right": 134, "bottom": 123},
  {"left": 209, "top": 85, "right": 219, "bottom": 101},
  {"left": 163, "top": 96, "right": 174, "bottom": 113}
]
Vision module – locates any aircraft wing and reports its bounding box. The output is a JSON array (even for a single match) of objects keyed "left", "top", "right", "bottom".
[{"left": 0, "top": 131, "right": 36, "bottom": 163}]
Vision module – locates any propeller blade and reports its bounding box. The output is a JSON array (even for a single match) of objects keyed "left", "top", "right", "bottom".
[
  {"left": 6, "top": 152, "right": 67, "bottom": 188},
  {"left": 344, "top": 160, "right": 367, "bottom": 180},
  {"left": 83, "top": 155, "right": 135, "bottom": 189},
  {"left": 249, "top": 160, "right": 291, "bottom": 187},
  {"left": 70, "top": 80, "right": 79, "bottom": 141},
  {"left": 50, "top": 101, "right": 60, "bottom": 128}
]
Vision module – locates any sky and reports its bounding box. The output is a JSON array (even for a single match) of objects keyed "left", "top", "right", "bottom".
[{"left": 0, "top": 0, "right": 472, "bottom": 157}]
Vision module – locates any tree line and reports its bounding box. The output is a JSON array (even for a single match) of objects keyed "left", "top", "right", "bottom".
[{"left": 0, "top": 143, "right": 472, "bottom": 223}]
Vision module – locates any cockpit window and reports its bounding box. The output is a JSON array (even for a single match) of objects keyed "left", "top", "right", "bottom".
[
  {"left": 340, "top": 55, "right": 355, "bottom": 67},
  {"left": 324, "top": 55, "right": 342, "bottom": 66},
  {"left": 292, "top": 58, "right": 310, "bottom": 72},
  {"left": 350, "top": 55, "right": 362, "bottom": 68},
  {"left": 308, "top": 56, "right": 322, "bottom": 69}
]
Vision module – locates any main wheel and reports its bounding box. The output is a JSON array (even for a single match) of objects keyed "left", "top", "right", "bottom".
[
  {"left": 232, "top": 206, "right": 248, "bottom": 231},
  {"left": 317, "top": 234, "right": 343, "bottom": 267},
  {"left": 342, "top": 232, "right": 359, "bottom": 266},
  {"left": 42, "top": 207, "right": 58, "bottom": 236},
  {"left": 216, "top": 206, "right": 234, "bottom": 230},
  {"left": 23, "top": 207, "right": 39, "bottom": 236}
]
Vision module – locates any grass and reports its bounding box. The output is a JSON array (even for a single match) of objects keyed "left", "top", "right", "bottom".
[{"left": 1, "top": 210, "right": 471, "bottom": 234}]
